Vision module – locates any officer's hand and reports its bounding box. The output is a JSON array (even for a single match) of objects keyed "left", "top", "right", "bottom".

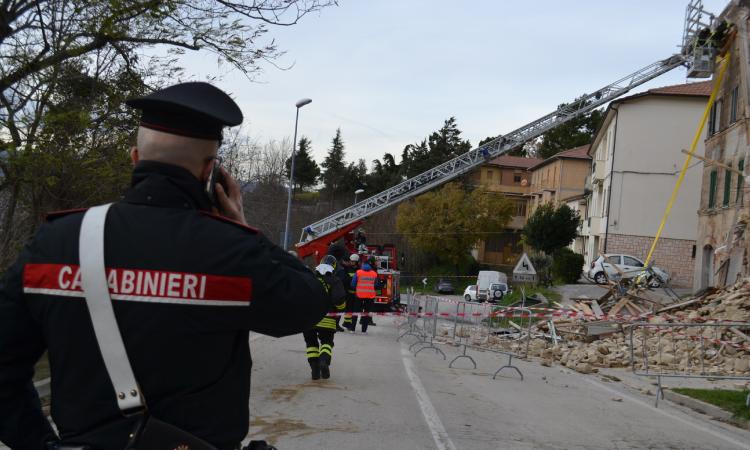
[{"left": 215, "top": 167, "right": 247, "bottom": 225}]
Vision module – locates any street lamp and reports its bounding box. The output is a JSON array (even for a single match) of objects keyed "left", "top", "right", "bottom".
[
  {"left": 354, "top": 188, "right": 365, "bottom": 204},
  {"left": 283, "top": 98, "right": 312, "bottom": 250}
]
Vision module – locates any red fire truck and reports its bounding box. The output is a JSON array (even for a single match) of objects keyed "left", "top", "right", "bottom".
[{"left": 295, "top": 220, "right": 400, "bottom": 310}]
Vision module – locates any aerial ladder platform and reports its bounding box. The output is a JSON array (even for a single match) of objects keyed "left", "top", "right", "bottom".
[{"left": 296, "top": 0, "right": 718, "bottom": 260}]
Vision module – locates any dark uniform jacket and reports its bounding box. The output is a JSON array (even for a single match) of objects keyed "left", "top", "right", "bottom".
[{"left": 0, "top": 161, "right": 330, "bottom": 449}]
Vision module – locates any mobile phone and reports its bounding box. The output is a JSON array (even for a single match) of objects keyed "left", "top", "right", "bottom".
[{"left": 205, "top": 157, "right": 227, "bottom": 209}]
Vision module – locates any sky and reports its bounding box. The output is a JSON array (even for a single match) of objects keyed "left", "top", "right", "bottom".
[{"left": 177, "top": 0, "right": 729, "bottom": 167}]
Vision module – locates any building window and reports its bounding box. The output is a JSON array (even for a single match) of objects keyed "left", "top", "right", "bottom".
[
  {"left": 738, "top": 159, "right": 745, "bottom": 202},
  {"left": 708, "top": 169, "right": 717, "bottom": 208},
  {"left": 723, "top": 164, "right": 732, "bottom": 206},
  {"left": 709, "top": 100, "right": 722, "bottom": 135},
  {"left": 731, "top": 86, "right": 739, "bottom": 123},
  {"left": 487, "top": 170, "right": 493, "bottom": 181},
  {"left": 513, "top": 174, "right": 521, "bottom": 183},
  {"left": 716, "top": 99, "right": 723, "bottom": 132},
  {"left": 515, "top": 200, "right": 527, "bottom": 217}
]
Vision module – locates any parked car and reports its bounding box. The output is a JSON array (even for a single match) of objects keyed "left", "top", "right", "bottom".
[
  {"left": 463, "top": 285, "right": 478, "bottom": 302},
  {"left": 434, "top": 278, "right": 455, "bottom": 294},
  {"left": 588, "top": 254, "right": 670, "bottom": 287},
  {"left": 487, "top": 282, "right": 510, "bottom": 302},
  {"left": 476, "top": 270, "right": 508, "bottom": 301}
]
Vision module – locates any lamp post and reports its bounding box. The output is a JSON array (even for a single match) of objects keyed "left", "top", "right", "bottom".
[
  {"left": 283, "top": 98, "right": 312, "bottom": 250},
  {"left": 354, "top": 188, "right": 364, "bottom": 205}
]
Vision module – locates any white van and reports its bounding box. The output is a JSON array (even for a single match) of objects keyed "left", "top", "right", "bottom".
[{"left": 476, "top": 271, "right": 508, "bottom": 301}]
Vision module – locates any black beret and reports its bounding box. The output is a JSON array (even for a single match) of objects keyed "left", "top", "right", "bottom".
[{"left": 126, "top": 82, "right": 243, "bottom": 140}]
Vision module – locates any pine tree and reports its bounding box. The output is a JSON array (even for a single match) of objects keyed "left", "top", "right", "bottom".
[
  {"left": 401, "top": 118, "right": 471, "bottom": 178},
  {"left": 321, "top": 128, "right": 348, "bottom": 203},
  {"left": 285, "top": 136, "right": 320, "bottom": 192},
  {"left": 536, "top": 98, "right": 604, "bottom": 159}
]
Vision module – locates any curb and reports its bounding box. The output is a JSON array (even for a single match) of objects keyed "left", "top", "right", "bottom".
[{"left": 664, "top": 390, "right": 750, "bottom": 431}]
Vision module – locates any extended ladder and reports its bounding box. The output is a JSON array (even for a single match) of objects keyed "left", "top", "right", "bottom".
[{"left": 299, "top": 54, "right": 687, "bottom": 242}]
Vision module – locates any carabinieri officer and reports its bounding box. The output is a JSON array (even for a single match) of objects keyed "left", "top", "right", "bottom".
[{"left": 0, "top": 82, "right": 332, "bottom": 449}]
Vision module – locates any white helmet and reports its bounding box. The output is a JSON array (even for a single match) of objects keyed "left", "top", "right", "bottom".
[
  {"left": 349, "top": 253, "right": 360, "bottom": 262},
  {"left": 315, "top": 263, "right": 335, "bottom": 276}
]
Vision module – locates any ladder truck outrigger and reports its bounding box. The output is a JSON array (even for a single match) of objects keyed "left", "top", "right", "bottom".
[{"left": 294, "top": 0, "right": 718, "bottom": 310}]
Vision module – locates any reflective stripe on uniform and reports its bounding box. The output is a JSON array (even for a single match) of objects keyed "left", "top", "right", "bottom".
[
  {"left": 319, "top": 344, "right": 332, "bottom": 356},
  {"left": 316, "top": 317, "right": 337, "bottom": 330},
  {"left": 306, "top": 346, "right": 319, "bottom": 358}
]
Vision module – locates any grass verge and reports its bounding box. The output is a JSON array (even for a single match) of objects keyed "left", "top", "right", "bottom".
[{"left": 672, "top": 388, "right": 750, "bottom": 421}]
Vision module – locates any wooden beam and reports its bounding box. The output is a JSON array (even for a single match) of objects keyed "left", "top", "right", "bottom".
[
  {"left": 730, "top": 327, "right": 750, "bottom": 343},
  {"left": 682, "top": 149, "right": 745, "bottom": 175},
  {"left": 590, "top": 300, "right": 604, "bottom": 319},
  {"left": 609, "top": 297, "right": 630, "bottom": 316}
]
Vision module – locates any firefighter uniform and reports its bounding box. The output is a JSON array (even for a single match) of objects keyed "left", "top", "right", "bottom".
[
  {"left": 0, "top": 83, "right": 331, "bottom": 450},
  {"left": 303, "top": 294, "right": 346, "bottom": 380},
  {"left": 352, "top": 264, "right": 378, "bottom": 333}
]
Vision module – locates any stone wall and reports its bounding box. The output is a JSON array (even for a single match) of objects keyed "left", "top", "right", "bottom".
[{"left": 606, "top": 233, "right": 695, "bottom": 287}]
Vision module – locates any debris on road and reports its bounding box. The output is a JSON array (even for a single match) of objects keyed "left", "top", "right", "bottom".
[{"left": 446, "top": 279, "right": 750, "bottom": 374}]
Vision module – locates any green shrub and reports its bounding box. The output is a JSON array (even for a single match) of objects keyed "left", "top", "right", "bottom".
[{"left": 552, "top": 248, "right": 584, "bottom": 284}]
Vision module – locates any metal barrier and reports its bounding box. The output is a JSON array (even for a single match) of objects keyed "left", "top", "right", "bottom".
[
  {"left": 396, "top": 288, "right": 422, "bottom": 342},
  {"left": 432, "top": 294, "right": 534, "bottom": 381},
  {"left": 629, "top": 322, "right": 750, "bottom": 406},
  {"left": 409, "top": 296, "right": 446, "bottom": 359}
]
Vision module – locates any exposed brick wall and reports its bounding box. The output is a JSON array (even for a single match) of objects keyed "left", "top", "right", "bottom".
[{"left": 605, "top": 234, "right": 695, "bottom": 287}]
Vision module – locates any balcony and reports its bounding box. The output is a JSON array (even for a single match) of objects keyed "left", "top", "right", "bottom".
[{"left": 481, "top": 183, "right": 530, "bottom": 195}]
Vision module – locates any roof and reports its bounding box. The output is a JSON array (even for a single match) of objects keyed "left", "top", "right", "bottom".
[
  {"left": 589, "top": 81, "right": 712, "bottom": 154},
  {"left": 613, "top": 81, "right": 712, "bottom": 105},
  {"left": 486, "top": 155, "right": 543, "bottom": 169},
  {"left": 528, "top": 144, "right": 591, "bottom": 171},
  {"left": 647, "top": 80, "right": 712, "bottom": 96}
]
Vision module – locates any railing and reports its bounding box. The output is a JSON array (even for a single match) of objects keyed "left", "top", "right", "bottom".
[
  {"left": 629, "top": 322, "right": 750, "bottom": 406},
  {"left": 397, "top": 293, "right": 535, "bottom": 381}
]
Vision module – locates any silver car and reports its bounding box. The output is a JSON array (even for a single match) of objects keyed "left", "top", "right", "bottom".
[{"left": 588, "top": 254, "right": 670, "bottom": 287}]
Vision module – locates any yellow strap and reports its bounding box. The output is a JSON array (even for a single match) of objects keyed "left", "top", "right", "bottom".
[{"left": 644, "top": 53, "right": 731, "bottom": 266}]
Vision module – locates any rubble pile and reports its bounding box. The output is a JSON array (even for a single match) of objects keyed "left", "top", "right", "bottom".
[
  {"left": 529, "top": 279, "right": 750, "bottom": 374},
  {"left": 439, "top": 279, "right": 750, "bottom": 376}
]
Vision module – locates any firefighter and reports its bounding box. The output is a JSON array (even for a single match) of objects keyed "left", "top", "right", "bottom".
[
  {"left": 343, "top": 253, "right": 360, "bottom": 331},
  {"left": 351, "top": 261, "right": 378, "bottom": 333},
  {"left": 326, "top": 243, "right": 349, "bottom": 332},
  {"left": 303, "top": 255, "right": 347, "bottom": 380},
  {"left": 0, "top": 82, "right": 332, "bottom": 449}
]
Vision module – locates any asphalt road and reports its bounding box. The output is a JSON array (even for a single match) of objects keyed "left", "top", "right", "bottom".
[
  {"left": 244, "top": 319, "right": 750, "bottom": 450},
  {"left": 6, "top": 316, "right": 746, "bottom": 450}
]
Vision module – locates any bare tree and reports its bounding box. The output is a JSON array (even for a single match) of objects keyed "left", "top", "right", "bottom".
[{"left": 0, "top": 0, "right": 336, "bottom": 267}]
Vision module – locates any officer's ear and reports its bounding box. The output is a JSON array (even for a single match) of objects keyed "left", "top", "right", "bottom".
[{"left": 130, "top": 147, "right": 139, "bottom": 166}]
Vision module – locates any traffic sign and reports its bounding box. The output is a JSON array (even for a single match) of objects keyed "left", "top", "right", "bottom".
[{"left": 512, "top": 253, "right": 537, "bottom": 283}]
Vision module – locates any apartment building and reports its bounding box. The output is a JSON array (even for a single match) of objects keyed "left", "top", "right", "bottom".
[
  {"left": 527, "top": 144, "right": 592, "bottom": 214},
  {"left": 469, "top": 155, "right": 541, "bottom": 266},
  {"left": 584, "top": 81, "right": 710, "bottom": 287}
]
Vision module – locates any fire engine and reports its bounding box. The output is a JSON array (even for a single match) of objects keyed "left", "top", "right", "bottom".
[{"left": 295, "top": 220, "right": 400, "bottom": 310}]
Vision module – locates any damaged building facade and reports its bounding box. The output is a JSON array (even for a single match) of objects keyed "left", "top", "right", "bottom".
[{"left": 694, "top": 1, "right": 750, "bottom": 290}]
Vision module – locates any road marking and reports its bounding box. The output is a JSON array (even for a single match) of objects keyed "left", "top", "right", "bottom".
[
  {"left": 583, "top": 377, "right": 750, "bottom": 450},
  {"left": 401, "top": 347, "right": 458, "bottom": 450}
]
